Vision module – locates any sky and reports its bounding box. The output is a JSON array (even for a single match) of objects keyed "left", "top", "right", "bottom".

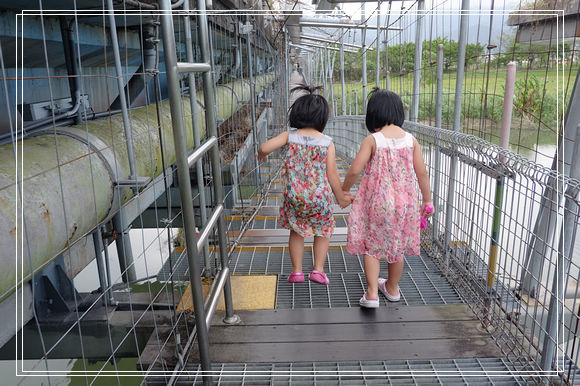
[{"left": 300, "top": 0, "right": 525, "bottom": 48}]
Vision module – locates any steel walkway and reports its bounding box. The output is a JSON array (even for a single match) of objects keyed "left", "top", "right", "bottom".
[{"left": 142, "top": 156, "right": 540, "bottom": 385}]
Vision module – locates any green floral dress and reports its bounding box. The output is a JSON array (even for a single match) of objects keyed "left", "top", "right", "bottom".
[{"left": 279, "top": 129, "right": 335, "bottom": 237}]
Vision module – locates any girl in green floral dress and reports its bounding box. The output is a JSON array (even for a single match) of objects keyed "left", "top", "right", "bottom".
[{"left": 258, "top": 85, "right": 353, "bottom": 285}]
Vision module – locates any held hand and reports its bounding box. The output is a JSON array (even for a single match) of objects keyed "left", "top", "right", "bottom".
[
  {"left": 256, "top": 152, "right": 267, "bottom": 163},
  {"left": 338, "top": 192, "right": 354, "bottom": 209},
  {"left": 421, "top": 201, "right": 434, "bottom": 218}
]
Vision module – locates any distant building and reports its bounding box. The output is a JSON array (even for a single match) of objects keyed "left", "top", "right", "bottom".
[{"left": 507, "top": 0, "right": 580, "bottom": 45}]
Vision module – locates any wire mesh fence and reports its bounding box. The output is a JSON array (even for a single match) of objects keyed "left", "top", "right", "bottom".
[
  {"left": 303, "top": 1, "right": 574, "bottom": 166},
  {"left": 1, "top": 3, "right": 283, "bottom": 384},
  {"left": 324, "top": 115, "right": 579, "bottom": 385}
]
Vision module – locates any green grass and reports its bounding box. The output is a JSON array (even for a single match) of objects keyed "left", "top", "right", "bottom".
[
  {"left": 324, "top": 67, "right": 571, "bottom": 152},
  {"left": 329, "top": 67, "right": 573, "bottom": 125}
]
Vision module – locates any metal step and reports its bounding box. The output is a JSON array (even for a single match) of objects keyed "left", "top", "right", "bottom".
[{"left": 143, "top": 358, "right": 540, "bottom": 385}]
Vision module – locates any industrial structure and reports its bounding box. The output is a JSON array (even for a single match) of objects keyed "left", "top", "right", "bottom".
[{"left": 0, "top": 0, "right": 579, "bottom": 384}]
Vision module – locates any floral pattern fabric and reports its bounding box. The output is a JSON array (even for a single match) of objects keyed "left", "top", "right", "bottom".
[
  {"left": 279, "top": 130, "right": 335, "bottom": 238},
  {"left": 347, "top": 132, "right": 420, "bottom": 262}
]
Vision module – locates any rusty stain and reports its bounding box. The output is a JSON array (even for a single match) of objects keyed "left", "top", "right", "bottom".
[
  {"left": 69, "top": 223, "right": 78, "bottom": 242},
  {"left": 40, "top": 203, "right": 50, "bottom": 223},
  {"left": 64, "top": 223, "right": 78, "bottom": 249},
  {"left": 10, "top": 227, "right": 16, "bottom": 237}
]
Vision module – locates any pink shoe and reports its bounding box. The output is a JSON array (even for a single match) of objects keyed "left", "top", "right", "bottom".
[
  {"left": 287, "top": 272, "right": 304, "bottom": 283},
  {"left": 378, "top": 277, "right": 400, "bottom": 302},
  {"left": 309, "top": 270, "right": 330, "bottom": 285}
]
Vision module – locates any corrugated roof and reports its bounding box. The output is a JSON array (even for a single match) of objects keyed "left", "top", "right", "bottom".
[{"left": 507, "top": 0, "right": 579, "bottom": 26}]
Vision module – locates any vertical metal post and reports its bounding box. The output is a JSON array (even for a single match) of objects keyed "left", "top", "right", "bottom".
[
  {"left": 313, "top": 50, "right": 318, "bottom": 85},
  {"left": 92, "top": 229, "right": 109, "bottom": 306},
  {"left": 328, "top": 50, "right": 335, "bottom": 116},
  {"left": 159, "top": 1, "right": 212, "bottom": 381},
  {"left": 59, "top": 16, "right": 82, "bottom": 124},
  {"left": 433, "top": 44, "right": 444, "bottom": 240},
  {"left": 385, "top": 1, "right": 391, "bottom": 90},
  {"left": 112, "top": 214, "right": 136, "bottom": 283},
  {"left": 360, "top": 3, "right": 368, "bottom": 114},
  {"left": 486, "top": 62, "right": 515, "bottom": 290},
  {"left": 340, "top": 29, "right": 346, "bottom": 115},
  {"left": 443, "top": 0, "right": 469, "bottom": 271},
  {"left": 197, "top": 0, "right": 238, "bottom": 324},
  {"left": 354, "top": 90, "right": 358, "bottom": 115},
  {"left": 106, "top": 0, "right": 137, "bottom": 184},
  {"left": 361, "top": 4, "right": 368, "bottom": 113},
  {"left": 101, "top": 225, "right": 115, "bottom": 304},
  {"left": 375, "top": 1, "right": 381, "bottom": 88},
  {"left": 284, "top": 29, "right": 289, "bottom": 113},
  {"left": 321, "top": 47, "right": 327, "bottom": 93},
  {"left": 411, "top": 0, "right": 424, "bottom": 122},
  {"left": 245, "top": 24, "right": 260, "bottom": 187},
  {"left": 239, "top": 30, "right": 245, "bottom": 102},
  {"left": 184, "top": 0, "right": 211, "bottom": 276},
  {"left": 541, "top": 125, "right": 580, "bottom": 371}
]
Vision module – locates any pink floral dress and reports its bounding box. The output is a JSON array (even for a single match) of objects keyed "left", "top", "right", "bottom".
[
  {"left": 279, "top": 129, "right": 335, "bottom": 238},
  {"left": 347, "top": 132, "right": 420, "bottom": 262}
]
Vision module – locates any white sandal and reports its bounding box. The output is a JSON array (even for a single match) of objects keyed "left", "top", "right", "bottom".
[
  {"left": 359, "top": 292, "right": 379, "bottom": 308},
  {"left": 378, "top": 277, "right": 400, "bottom": 302}
]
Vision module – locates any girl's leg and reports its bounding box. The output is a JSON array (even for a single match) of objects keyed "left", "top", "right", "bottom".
[
  {"left": 312, "top": 236, "right": 330, "bottom": 272},
  {"left": 363, "top": 254, "right": 381, "bottom": 300},
  {"left": 386, "top": 260, "right": 404, "bottom": 295},
  {"left": 288, "top": 230, "right": 305, "bottom": 272}
]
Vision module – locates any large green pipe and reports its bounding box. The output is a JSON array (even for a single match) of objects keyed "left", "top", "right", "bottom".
[{"left": 0, "top": 73, "right": 275, "bottom": 300}]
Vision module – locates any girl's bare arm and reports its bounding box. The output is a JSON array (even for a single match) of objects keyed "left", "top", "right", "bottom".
[
  {"left": 342, "top": 135, "right": 374, "bottom": 192},
  {"left": 257, "top": 131, "right": 289, "bottom": 162},
  {"left": 412, "top": 137, "right": 433, "bottom": 215},
  {"left": 327, "top": 143, "right": 352, "bottom": 208}
]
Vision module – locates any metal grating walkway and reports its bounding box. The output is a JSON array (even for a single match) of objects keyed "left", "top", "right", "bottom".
[
  {"left": 158, "top": 247, "right": 463, "bottom": 308},
  {"left": 276, "top": 271, "right": 463, "bottom": 308},
  {"left": 143, "top": 358, "right": 540, "bottom": 385},
  {"left": 150, "top": 150, "right": 542, "bottom": 384}
]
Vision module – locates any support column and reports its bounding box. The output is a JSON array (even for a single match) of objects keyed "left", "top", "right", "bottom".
[
  {"left": 433, "top": 44, "right": 444, "bottom": 240},
  {"left": 385, "top": 1, "right": 392, "bottom": 90},
  {"left": 112, "top": 213, "right": 136, "bottom": 283},
  {"left": 375, "top": 1, "right": 381, "bottom": 88},
  {"left": 340, "top": 29, "right": 346, "bottom": 115},
  {"left": 411, "top": 0, "right": 424, "bottom": 122},
  {"left": 245, "top": 22, "right": 260, "bottom": 186},
  {"left": 443, "top": 0, "right": 469, "bottom": 271},
  {"left": 362, "top": 4, "right": 368, "bottom": 113}
]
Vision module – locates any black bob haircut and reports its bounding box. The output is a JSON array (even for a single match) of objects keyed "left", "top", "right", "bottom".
[
  {"left": 288, "top": 84, "right": 329, "bottom": 133},
  {"left": 365, "top": 88, "right": 405, "bottom": 133}
]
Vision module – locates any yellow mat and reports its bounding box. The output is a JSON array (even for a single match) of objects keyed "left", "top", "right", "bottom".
[{"left": 177, "top": 275, "right": 277, "bottom": 312}]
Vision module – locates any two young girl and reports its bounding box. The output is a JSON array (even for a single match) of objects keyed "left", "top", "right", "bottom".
[{"left": 258, "top": 87, "right": 432, "bottom": 305}]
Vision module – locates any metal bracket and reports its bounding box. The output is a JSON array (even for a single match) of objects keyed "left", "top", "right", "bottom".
[
  {"left": 440, "top": 147, "right": 510, "bottom": 180},
  {"left": 33, "top": 257, "right": 81, "bottom": 320},
  {"left": 115, "top": 176, "right": 151, "bottom": 188}
]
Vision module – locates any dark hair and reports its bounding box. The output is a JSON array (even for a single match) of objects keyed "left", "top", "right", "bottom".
[
  {"left": 365, "top": 88, "right": 405, "bottom": 133},
  {"left": 288, "top": 84, "right": 329, "bottom": 132}
]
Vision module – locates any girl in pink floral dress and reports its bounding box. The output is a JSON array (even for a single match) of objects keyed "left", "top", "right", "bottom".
[
  {"left": 342, "top": 89, "right": 433, "bottom": 308},
  {"left": 258, "top": 85, "right": 353, "bottom": 285}
]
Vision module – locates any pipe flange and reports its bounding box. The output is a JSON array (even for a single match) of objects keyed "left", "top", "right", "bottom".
[{"left": 31, "top": 127, "right": 123, "bottom": 221}]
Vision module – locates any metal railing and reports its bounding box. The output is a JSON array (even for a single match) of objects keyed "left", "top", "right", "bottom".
[
  {"left": 324, "top": 115, "right": 580, "bottom": 384},
  {"left": 159, "top": 1, "right": 238, "bottom": 384}
]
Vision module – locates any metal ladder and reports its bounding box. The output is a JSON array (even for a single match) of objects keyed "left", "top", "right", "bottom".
[{"left": 159, "top": 1, "right": 239, "bottom": 384}]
